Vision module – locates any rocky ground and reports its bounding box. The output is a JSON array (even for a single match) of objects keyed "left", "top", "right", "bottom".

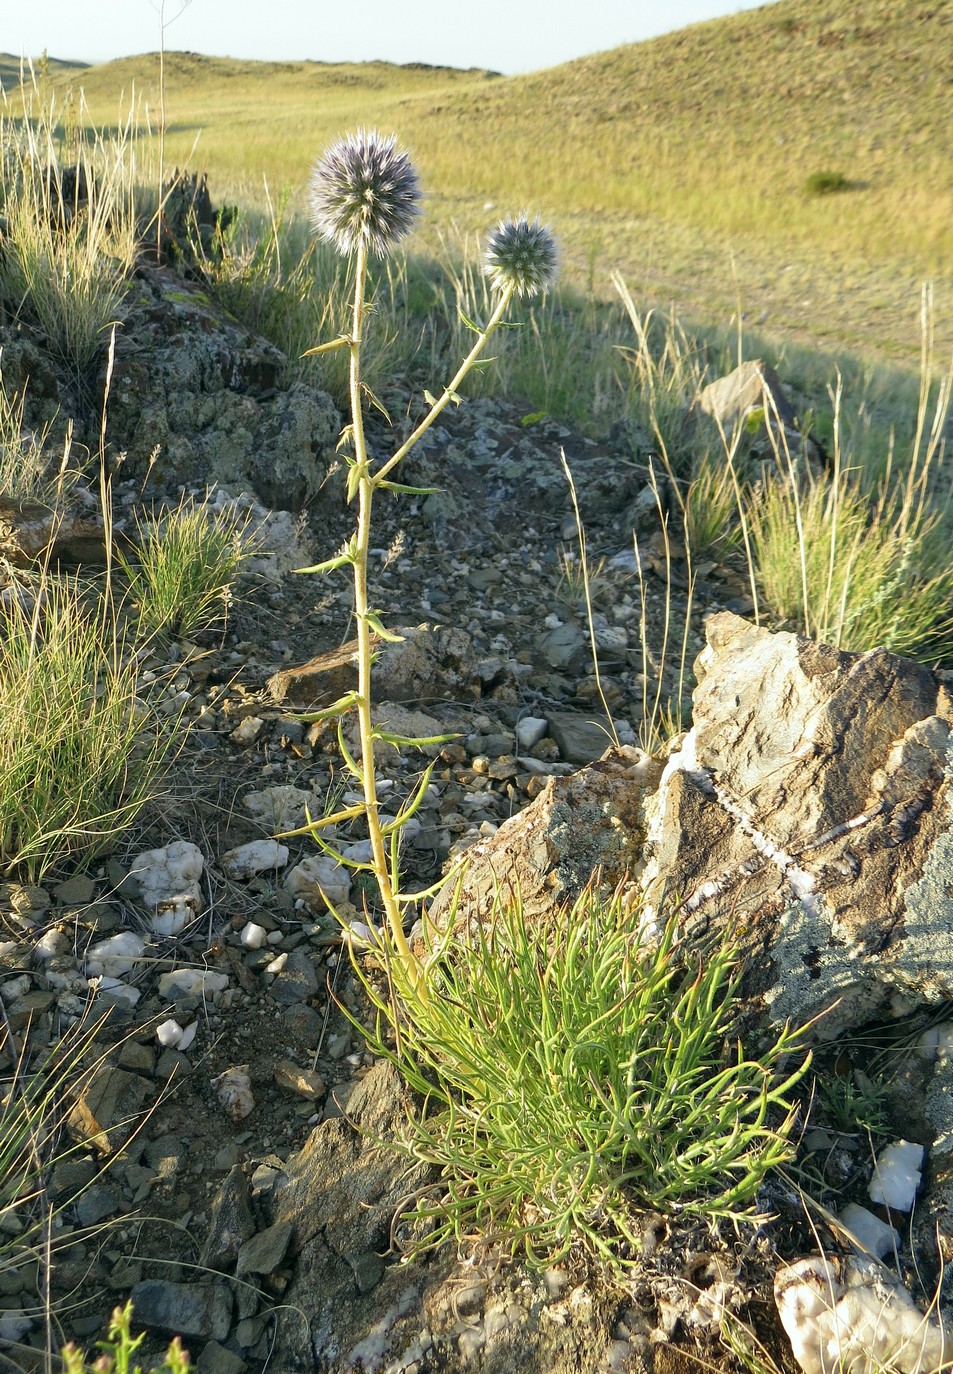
[{"left": 2, "top": 259, "right": 952, "bottom": 1374}]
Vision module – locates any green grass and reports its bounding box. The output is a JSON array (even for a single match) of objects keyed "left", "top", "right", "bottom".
[
  {"left": 0, "top": 577, "right": 176, "bottom": 882},
  {"left": 0, "top": 80, "right": 140, "bottom": 409},
  {"left": 118, "top": 491, "right": 252, "bottom": 640},
  {"left": 354, "top": 886, "right": 810, "bottom": 1271},
  {"left": 0, "top": 365, "right": 74, "bottom": 506}
]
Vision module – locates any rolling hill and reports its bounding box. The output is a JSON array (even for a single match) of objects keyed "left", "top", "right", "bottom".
[{"left": 4, "top": 0, "right": 950, "bottom": 363}]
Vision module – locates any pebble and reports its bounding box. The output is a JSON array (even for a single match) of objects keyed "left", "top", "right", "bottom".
[
  {"left": 221, "top": 840, "right": 289, "bottom": 880},
  {"left": 273, "top": 1061, "right": 326, "bottom": 1099}
]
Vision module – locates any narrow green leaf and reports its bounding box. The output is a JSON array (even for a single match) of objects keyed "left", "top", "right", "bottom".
[
  {"left": 301, "top": 334, "right": 353, "bottom": 357},
  {"left": 294, "top": 548, "right": 354, "bottom": 576},
  {"left": 375, "top": 480, "right": 442, "bottom": 496},
  {"left": 361, "top": 382, "right": 392, "bottom": 424},
  {"left": 336, "top": 718, "right": 364, "bottom": 785},
  {"left": 458, "top": 308, "right": 485, "bottom": 334},
  {"left": 294, "top": 690, "right": 360, "bottom": 724},
  {"left": 521, "top": 411, "right": 548, "bottom": 426},
  {"left": 276, "top": 801, "right": 365, "bottom": 838},
  {"left": 364, "top": 612, "right": 405, "bottom": 643}
]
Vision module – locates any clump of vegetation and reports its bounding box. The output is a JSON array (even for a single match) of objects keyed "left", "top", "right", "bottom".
[
  {"left": 804, "top": 169, "right": 852, "bottom": 197},
  {"left": 0, "top": 77, "right": 139, "bottom": 408},
  {"left": 0, "top": 363, "right": 72, "bottom": 507},
  {"left": 0, "top": 578, "right": 175, "bottom": 881},
  {"left": 748, "top": 308, "right": 953, "bottom": 663},
  {"left": 354, "top": 887, "right": 809, "bottom": 1269},
  {"left": 118, "top": 492, "right": 252, "bottom": 639}
]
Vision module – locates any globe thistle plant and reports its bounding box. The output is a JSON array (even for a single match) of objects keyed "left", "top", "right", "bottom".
[
  {"left": 483, "top": 214, "right": 558, "bottom": 298},
  {"left": 299, "top": 132, "right": 558, "bottom": 1001},
  {"left": 308, "top": 128, "right": 422, "bottom": 258}
]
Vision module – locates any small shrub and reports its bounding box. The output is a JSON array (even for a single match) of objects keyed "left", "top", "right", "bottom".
[
  {"left": 804, "top": 169, "right": 852, "bottom": 197},
  {"left": 355, "top": 886, "right": 810, "bottom": 1271},
  {"left": 119, "top": 493, "right": 251, "bottom": 639}
]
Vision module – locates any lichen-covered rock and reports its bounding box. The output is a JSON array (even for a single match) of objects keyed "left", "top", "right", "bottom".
[
  {"left": 640, "top": 613, "right": 953, "bottom": 1038},
  {"left": 105, "top": 265, "right": 341, "bottom": 511},
  {"left": 426, "top": 746, "right": 663, "bottom": 933}
]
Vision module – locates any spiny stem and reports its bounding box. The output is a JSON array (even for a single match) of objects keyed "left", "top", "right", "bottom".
[
  {"left": 348, "top": 242, "right": 425, "bottom": 993},
  {"left": 375, "top": 284, "right": 514, "bottom": 485}
]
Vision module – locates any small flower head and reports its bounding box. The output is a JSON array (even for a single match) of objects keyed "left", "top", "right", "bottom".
[
  {"left": 309, "top": 128, "right": 422, "bottom": 258},
  {"left": 483, "top": 214, "right": 559, "bottom": 298}
]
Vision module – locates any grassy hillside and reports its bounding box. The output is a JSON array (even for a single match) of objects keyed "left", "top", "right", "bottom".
[{"left": 4, "top": 0, "right": 952, "bottom": 363}]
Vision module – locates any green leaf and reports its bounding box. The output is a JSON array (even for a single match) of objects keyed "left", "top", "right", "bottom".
[
  {"left": 375, "top": 480, "right": 442, "bottom": 496},
  {"left": 380, "top": 761, "right": 439, "bottom": 836},
  {"left": 295, "top": 690, "right": 361, "bottom": 724},
  {"left": 361, "top": 382, "right": 392, "bottom": 424},
  {"left": 364, "top": 611, "right": 405, "bottom": 643},
  {"left": 458, "top": 308, "right": 485, "bottom": 334},
  {"left": 346, "top": 462, "right": 366, "bottom": 503},
  {"left": 423, "top": 389, "right": 438, "bottom": 406},
  {"left": 521, "top": 411, "right": 548, "bottom": 426},
  {"left": 336, "top": 718, "right": 364, "bottom": 785},
  {"left": 447, "top": 389, "right": 462, "bottom": 406},
  {"left": 301, "top": 334, "right": 353, "bottom": 357},
  {"left": 294, "top": 539, "right": 357, "bottom": 575},
  {"left": 745, "top": 406, "right": 766, "bottom": 435},
  {"left": 277, "top": 801, "right": 365, "bottom": 840}
]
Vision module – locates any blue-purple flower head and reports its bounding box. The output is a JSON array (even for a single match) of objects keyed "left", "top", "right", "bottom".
[
  {"left": 483, "top": 214, "right": 559, "bottom": 298},
  {"left": 309, "top": 128, "right": 422, "bottom": 258}
]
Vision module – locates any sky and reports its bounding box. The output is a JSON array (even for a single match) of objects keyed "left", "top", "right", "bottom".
[{"left": 4, "top": 1, "right": 782, "bottom": 75}]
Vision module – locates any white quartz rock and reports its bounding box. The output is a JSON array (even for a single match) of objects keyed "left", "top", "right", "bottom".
[
  {"left": 240, "top": 922, "right": 267, "bottom": 950},
  {"left": 221, "top": 839, "right": 289, "bottom": 880},
  {"left": 157, "top": 969, "right": 228, "bottom": 1001},
  {"left": 515, "top": 716, "right": 548, "bottom": 750},
  {"left": 839, "top": 1204, "right": 900, "bottom": 1261},
  {"left": 776, "top": 1254, "right": 949, "bottom": 1374},
  {"left": 868, "top": 1140, "right": 924, "bottom": 1212},
  {"left": 92, "top": 976, "right": 141, "bottom": 1007},
  {"left": 284, "top": 855, "right": 351, "bottom": 909},
  {"left": 0, "top": 975, "right": 32, "bottom": 1003},
  {"left": 33, "top": 928, "right": 69, "bottom": 962},
  {"left": 85, "top": 932, "right": 146, "bottom": 978},
  {"left": 156, "top": 1018, "right": 198, "bottom": 1050},
  {"left": 130, "top": 840, "right": 204, "bottom": 934}
]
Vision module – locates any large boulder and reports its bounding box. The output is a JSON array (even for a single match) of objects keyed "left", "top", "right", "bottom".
[{"left": 642, "top": 612, "right": 953, "bottom": 1038}]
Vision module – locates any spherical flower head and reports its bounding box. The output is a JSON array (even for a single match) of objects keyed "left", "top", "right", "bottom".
[
  {"left": 483, "top": 214, "right": 558, "bottom": 298},
  {"left": 309, "top": 128, "right": 422, "bottom": 258}
]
